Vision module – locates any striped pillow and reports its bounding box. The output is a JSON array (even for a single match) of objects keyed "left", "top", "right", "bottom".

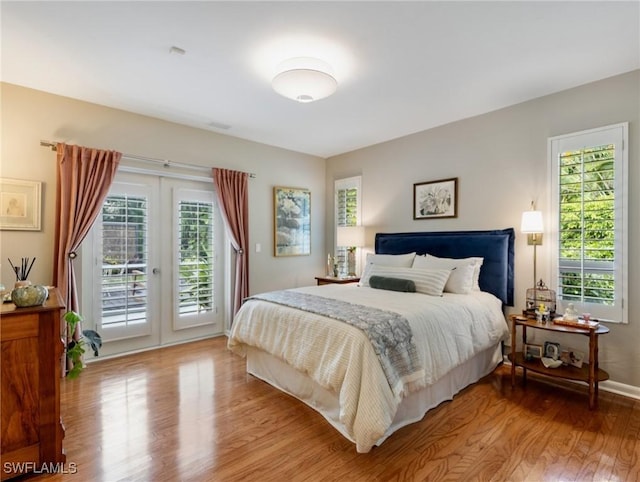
[
  {"left": 415, "top": 254, "right": 484, "bottom": 292},
  {"left": 359, "top": 252, "right": 416, "bottom": 287},
  {"left": 368, "top": 266, "right": 451, "bottom": 296}
]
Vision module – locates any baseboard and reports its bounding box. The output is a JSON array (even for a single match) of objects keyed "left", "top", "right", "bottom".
[
  {"left": 599, "top": 380, "right": 640, "bottom": 401},
  {"left": 84, "top": 334, "right": 224, "bottom": 364}
]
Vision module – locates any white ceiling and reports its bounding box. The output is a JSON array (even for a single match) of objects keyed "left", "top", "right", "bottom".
[{"left": 2, "top": 1, "right": 639, "bottom": 158}]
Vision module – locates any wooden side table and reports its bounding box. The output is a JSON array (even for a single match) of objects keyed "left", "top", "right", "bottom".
[
  {"left": 315, "top": 276, "right": 360, "bottom": 286},
  {"left": 509, "top": 314, "right": 609, "bottom": 409}
]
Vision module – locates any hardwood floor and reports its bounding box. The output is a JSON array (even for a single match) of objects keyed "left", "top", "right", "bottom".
[{"left": 29, "top": 336, "right": 639, "bottom": 482}]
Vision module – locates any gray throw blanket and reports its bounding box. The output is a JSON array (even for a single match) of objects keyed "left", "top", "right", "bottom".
[{"left": 247, "top": 290, "right": 424, "bottom": 397}]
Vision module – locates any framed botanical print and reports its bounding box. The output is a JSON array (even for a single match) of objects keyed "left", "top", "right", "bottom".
[
  {"left": 274, "top": 186, "right": 311, "bottom": 256},
  {"left": 0, "top": 178, "right": 42, "bottom": 231},
  {"left": 413, "top": 177, "right": 458, "bottom": 220}
]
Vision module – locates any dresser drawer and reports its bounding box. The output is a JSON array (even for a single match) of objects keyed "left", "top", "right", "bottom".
[{"left": 0, "top": 313, "right": 39, "bottom": 342}]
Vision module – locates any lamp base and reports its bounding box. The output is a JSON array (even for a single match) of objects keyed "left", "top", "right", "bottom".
[{"left": 347, "top": 249, "right": 356, "bottom": 277}]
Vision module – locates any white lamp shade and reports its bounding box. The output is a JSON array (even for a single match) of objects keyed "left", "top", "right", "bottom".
[
  {"left": 337, "top": 226, "right": 365, "bottom": 247},
  {"left": 521, "top": 210, "right": 544, "bottom": 233},
  {"left": 272, "top": 57, "right": 337, "bottom": 103}
]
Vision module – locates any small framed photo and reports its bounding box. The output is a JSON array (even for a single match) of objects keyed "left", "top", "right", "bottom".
[
  {"left": 413, "top": 177, "right": 458, "bottom": 220},
  {"left": 544, "top": 341, "right": 561, "bottom": 360},
  {"left": 560, "top": 348, "right": 585, "bottom": 368},
  {"left": 524, "top": 343, "right": 543, "bottom": 359},
  {"left": 0, "top": 178, "right": 42, "bottom": 231}
]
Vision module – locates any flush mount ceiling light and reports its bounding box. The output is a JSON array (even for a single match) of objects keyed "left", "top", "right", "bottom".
[{"left": 272, "top": 57, "right": 337, "bottom": 103}]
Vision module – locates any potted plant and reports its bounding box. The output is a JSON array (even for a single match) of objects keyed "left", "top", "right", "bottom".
[{"left": 63, "top": 311, "right": 102, "bottom": 378}]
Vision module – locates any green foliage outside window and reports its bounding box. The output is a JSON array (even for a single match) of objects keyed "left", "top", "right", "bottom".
[
  {"left": 558, "top": 144, "right": 615, "bottom": 305},
  {"left": 178, "top": 201, "right": 214, "bottom": 313},
  {"left": 336, "top": 186, "right": 358, "bottom": 277}
]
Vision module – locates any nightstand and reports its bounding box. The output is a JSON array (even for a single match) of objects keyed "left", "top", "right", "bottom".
[
  {"left": 509, "top": 314, "right": 609, "bottom": 409},
  {"left": 315, "top": 276, "right": 360, "bottom": 286}
]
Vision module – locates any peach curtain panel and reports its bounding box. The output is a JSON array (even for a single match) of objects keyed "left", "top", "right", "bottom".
[
  {"left": 53, "top": 142, "right": 121, "bottom": 327},
  {"left": 212, "top": 168, "right": 249, "bottom": 317}
]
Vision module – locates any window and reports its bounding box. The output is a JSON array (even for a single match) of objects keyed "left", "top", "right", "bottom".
[
  {"left": 549, "top": 123, "right": 628, "bottom": 323},
  {"left": 174, "top": 188, "right": 216, "bottom": 328},
  {"left": 100, "top": 192, "right": 149, "bottom": 337},
  {"left": 334, "top": 176, "right": 362, "bottom": 277}
]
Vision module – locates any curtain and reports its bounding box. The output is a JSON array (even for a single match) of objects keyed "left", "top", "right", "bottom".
[
  {"left": 212, "top": 168, "right": 249, "bottom": 318},
  {"left": 53, "top": 143, "right": 121, "bottom": 374}
]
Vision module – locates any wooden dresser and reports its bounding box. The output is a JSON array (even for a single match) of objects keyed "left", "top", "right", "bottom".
[{"left": 1, "top": 288, "right": 66, "bottom": 480}]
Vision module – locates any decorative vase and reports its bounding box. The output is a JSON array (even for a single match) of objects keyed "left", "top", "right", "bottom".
[{"left": 11, "top": 284, "right": 48, "bottom": 307}]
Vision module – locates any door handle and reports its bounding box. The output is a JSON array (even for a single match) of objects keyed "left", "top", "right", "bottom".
[{"left": 152, "top": 268, "right": 160, "bottom": 275}]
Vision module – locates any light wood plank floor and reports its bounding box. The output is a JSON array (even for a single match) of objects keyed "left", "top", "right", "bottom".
[{"left": 35, "top": 336, "right": 639, "bottom": 481}]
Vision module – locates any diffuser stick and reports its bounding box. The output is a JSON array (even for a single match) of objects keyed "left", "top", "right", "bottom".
[
  {"left": 24, "top": 257, "right": 36, "bottom": 279},
  {"left": 7, "top": 258, "right": 18, "bottom": 281}
]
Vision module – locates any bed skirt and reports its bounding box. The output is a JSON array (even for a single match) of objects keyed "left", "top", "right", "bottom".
[{"left": 246, "top": 343, "right": 503, "bottom": 452}]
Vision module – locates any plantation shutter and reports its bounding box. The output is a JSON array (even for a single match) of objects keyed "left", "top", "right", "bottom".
[
  {"left": 336, "top": 187, "right": 358, "bottom": 227},
  {"left": 177, "top": 200, "right": 214, "bottom": 315},
  {"left": 174, "top": 188, "right": 216, "bottom": 329},
  {"left": 558, "top": 145, "right": 615, "bottom": 304},
  {"left": 100, "top": 192, "right": 150, "bottom": 337},
  {"left": 334, "top": 177, "right": 361, "bottom": 277},
  {"left": 550, "top": 123, "right": 628, "bottom": 323}
]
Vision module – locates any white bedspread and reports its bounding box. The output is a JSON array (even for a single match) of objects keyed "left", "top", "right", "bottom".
[{"left": 227, "top": 284, "right": 509, "bottom": 452}]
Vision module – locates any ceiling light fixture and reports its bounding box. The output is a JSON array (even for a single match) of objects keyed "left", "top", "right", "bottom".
[{"left": 272, "top": 57, "right": 337, "bottom": 103}]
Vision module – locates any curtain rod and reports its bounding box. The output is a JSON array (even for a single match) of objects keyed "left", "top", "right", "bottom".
[{"left": 40, "top": 140, "right": 256, "bottom": 178}]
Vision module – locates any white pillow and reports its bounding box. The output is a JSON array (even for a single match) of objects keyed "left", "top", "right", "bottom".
[
  {"left": 367, "top": 265, "right": 451, "bottom": 296},
  {"left": 413, "top": 254, "right": 483, "bottom": 294},
  {"left": 359, "top": 252, "right": 416, "bottom": 287},
  {"left": 424, "top": 254, "right": 484, "bottom": 291}
]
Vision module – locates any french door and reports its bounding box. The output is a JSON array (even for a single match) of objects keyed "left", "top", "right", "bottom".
[{"left": 82, "top": 172, "right": 224, "bottom": 357}]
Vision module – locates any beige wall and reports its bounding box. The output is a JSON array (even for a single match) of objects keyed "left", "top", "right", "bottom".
[
  {"left": 0, "top": 83, "right": 326, "bottom": 311},
  {"left": 2, "top": 71, "right": 638, "bottom": 390},
  {"left": 326, "top": 70, "right": 640, "bottom": 389}
]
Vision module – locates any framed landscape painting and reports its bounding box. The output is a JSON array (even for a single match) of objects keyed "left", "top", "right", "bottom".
[
  {"left": 413, "top": 177, "right": 458, "bottom": 220},
  {"left": 274, "top": 186, "right": 311, "bottom": 256}
]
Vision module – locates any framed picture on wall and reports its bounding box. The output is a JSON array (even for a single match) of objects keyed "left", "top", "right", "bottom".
[
  {"left": 0, "top": 178, "right": 42, "bottom": 231},
  {"left": 413, "top": 177, "right": 458, "bottom": 220},
  {"left": 274, "top": 186, "right": 311, "bottom": 256}
]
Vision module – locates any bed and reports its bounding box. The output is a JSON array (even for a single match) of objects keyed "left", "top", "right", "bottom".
[{"left": 228, "top": 228, "right": 514, "bottom": 453}]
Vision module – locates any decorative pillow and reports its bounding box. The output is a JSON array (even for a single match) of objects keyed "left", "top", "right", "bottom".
[
  {"left": 369, "top": 275, "right": 416, "bottom": 293},
  {"left": 367, "top": 266, "right": 451, "bottom": 296},
  {"left": 413, "top": 254, "right": 483, "bottom": 294},
  {"left": 359, "top": 252, "right": 416, "bottom": 287}
]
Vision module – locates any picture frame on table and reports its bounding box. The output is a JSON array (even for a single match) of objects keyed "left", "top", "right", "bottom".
[
  {"left": 413, "top": 177, "right": 458, "bottom": 220},
  {"left": 524, "top": 343, "right": 543, "bottom": 359},
  {"left": 274, "top": 186, "right": 311, "bottom": 257},
  {"left": 544, "top": 341, "right": 561, "bottom": 360},
  {"left": 0, "top": 178, "right": 42, "bottom": 231},
  {"left": 560, "top": 348, "right": 585, "bottom": 368}
]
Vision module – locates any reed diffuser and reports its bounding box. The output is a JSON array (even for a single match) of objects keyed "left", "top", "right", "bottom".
[
  {"left": 8, "top": 257, "right": 36, "bottom": 287},
  {"left": 8, "top": 257, "right": 48, "bottom": 307}
]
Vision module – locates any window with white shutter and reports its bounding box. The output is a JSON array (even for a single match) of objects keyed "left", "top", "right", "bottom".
[
  {"left": 549, "top": 123, "right": 628, "bottom": 323},
  {"left": 334, "top": 176, "right": 362, "bottom": 277},
  {"left": 174, "top": 188, "right": 216, "bottom": 329},
  {"left": 100, "top": 191, "right": 151, "bottom": 338}
]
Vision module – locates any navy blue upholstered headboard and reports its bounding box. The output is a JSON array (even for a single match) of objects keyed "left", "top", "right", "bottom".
[{"left": 375, "top": 228, "right": 514, "bottom": 306}]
